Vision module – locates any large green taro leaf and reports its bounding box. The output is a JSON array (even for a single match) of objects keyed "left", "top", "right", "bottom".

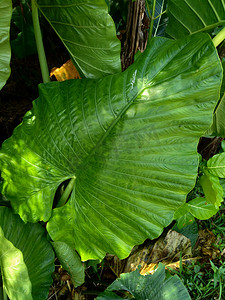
[
  {"left": 0, "top": 0, "right": 12, "bottom": 90},
  {"left": 0, "top": 207, "right": 55, "bottom": 299},
  {"left": 0, "top": 33, "right": 222, "bottom": 260},
  {"left": 35, "top": 0, "right": 121, "bottom": 78},
  {"left": 166, "top": 0, "right": 225, "bottom": 39}
]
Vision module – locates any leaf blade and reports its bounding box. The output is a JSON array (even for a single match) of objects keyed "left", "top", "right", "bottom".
[
  {"left": 166, "top": 0, "right": 225, "bottom": 39},
  {"left": 0, "top": 0, "right": 12, "bottom": 90},
  {"left": 36, "top": 0, "right": 121, "bottom": 78}
]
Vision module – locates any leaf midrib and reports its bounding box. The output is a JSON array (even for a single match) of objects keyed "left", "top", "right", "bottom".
[{"left": 76, "top": 39, "right": 192, "bottom": 176}]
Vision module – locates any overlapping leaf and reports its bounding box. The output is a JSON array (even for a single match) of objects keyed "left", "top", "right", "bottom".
[
  {"left": 0, "top": 33, "right": 222, "bottom": 260},
  {"left": 0, "top": 227, "right": 32, "bottom": 300},
  {"left": 97, "top": 263, "right": 191, "bottom": 300},
  {"left": 0, "top": 207, "right": 55, "bottom": 299},
  {"left": 166, "top": 0, "right": 225, "bottom": 39},
  {"left": 0, "top": 0, "right": 12, "bottom": 90},
  {"left": 35, "top": 0, "right": 121, "bottom": 78}
]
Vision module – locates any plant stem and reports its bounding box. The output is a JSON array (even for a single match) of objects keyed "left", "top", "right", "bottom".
[
  {"left": 148, "top": 0, "right": 156, "bottom": 40},
  {"left": 213, "top": 26, "right": 225, "bottom": 48},
  {"left": 56, "top": 177, "right": 76, "bottom": 208},
  {"left": 31, "top": 0, "right": 50, "bottom": 83}
]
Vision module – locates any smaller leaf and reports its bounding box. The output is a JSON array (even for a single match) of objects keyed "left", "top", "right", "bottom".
[
  {"left": 188, "top": 197, "right": 218, "bottom": 220},
  {"left": 97, "top": 263, "right": 191, "bottom": 300},
  {"left": 52, "top": 241, "right": 85, "bottom": 288},
  {"left": 162, "top": 275, "right": 191, "bottom": 300},
  {"left": 173, "top": 222, "right": 198, "bottom": 248},
  {"left": 200, "top": 171, "right": 224, "bottom": 209},
  {"left": 174, "top": 203, "right": 190, "bottom": 220},
  {"left": 174, "top": 204, "right": 194, "bottom": 229},
  {"left": 0, "top": 227, "right": 32, "bottom": 300},
  {"left": 206, "top": 152, "right": 225, "bottom": 178},
  {"left": 199, "top": 171, "right": 223, "bottom": 209}
]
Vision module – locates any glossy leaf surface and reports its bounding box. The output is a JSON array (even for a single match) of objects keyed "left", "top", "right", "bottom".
[
  {"left": 0, "top": 33, "right": 222, "bottom": 260},
  {"left": 53, "top": 241, "right": 85, "bottom": 287},
  {"left": 0, "top": 207, "right": 55, "bottom": 299},
  {"left": 35, "top": 0, "right": 121, "bottom": 78},
  {"left": 97, "top": 263, "right": 191, "bottom": 300},
  {"left": 0, "top": 227, "right": 32, "bottom": 300},
  {"left": 0, "top": 0, "right": 12, "bottom": 90},
  {"left": 166, "top": 0, "right": 225, "bottom": 39}
]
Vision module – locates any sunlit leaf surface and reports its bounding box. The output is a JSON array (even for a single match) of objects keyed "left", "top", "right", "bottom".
[
  {"left": 0, "top": 207, "right": 55, "bottom": 299},
  {"left": 0, "top": 33, "right": 222, "bottom": 260}
]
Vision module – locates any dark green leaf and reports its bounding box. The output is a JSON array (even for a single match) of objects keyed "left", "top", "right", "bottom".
[
  {"left": 36, "top": 0, "right": 121, "bottom": 78},
  {"left": 0, "top": 0, "right": 12, "bottom": 90},
  {"left": 0, "top": 33, "right": 222, "bottom": 260},
  {"left": 166, "top": 0, "right": 225, "bottom": 39},
  {"left": 52, "top": 241, "right": 85, "bottom": 287},
  {"left": 173, "top": 221, "right": 198, "bottom": 248},
  {"left": 11, "top": 3, "right": 37, "bottom": 59},
  {"left": 97, "top": 263, "right": 191, "bottom": 300},
  {"left": 0, "top": 207, "right": 55, "bottom": 300}
]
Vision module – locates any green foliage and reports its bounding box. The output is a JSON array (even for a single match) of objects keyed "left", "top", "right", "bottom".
[
  {"left": 146, "top": 0, "right": 168, "bottom": 37},
  {"left": 0, "top": 0, "right": 12, "bottom": 90},
  {"left": 0, "top": 227, "right": 32, "bottom": 300},
  {"left": 97, "top": 263, "right": 191, "bottom": 299},
  {"left": 35, "top": 0, "right": 121, "bottom": 78},
  {"left": 0, "top": 33, "right": 222, "bottom": 261},
  {"left": 166, "top": 0, "right": 225, "bottom": 39},
  {"left": 11, "top": 2, "right": 37, "bottom": 59},
  {"left": 52, "top": 241, "right": 85, "bottom": 287},
  {"left": 168, "top": 260, "right": 225, "bottom": 299},
  {"left": 0, "top": 206, "right": 55, "bottom": 299},
  {"left": 1, "top": 0, "right": 225, "bottom": 298}
]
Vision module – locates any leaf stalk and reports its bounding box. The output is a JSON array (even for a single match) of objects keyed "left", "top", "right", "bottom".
[
  {"left": 31, "top": 0, "right": 50, "bottom": 83},
  {"left": 148, "top": 0, "right": 156, "bottom": 40},
  {"left": 56, "top": 177, "right": 76, "bottom": 208},
  {"left": 213, "top": 26, "right": 225, "bottom": 48}
]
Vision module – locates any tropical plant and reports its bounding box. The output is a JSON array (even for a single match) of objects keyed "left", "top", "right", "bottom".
[
  {"left": 97, "top": 263, "right": 191, "bottom": 300},
  {"left": 1, "top": 0, "right": 225, "bottom": 298}
]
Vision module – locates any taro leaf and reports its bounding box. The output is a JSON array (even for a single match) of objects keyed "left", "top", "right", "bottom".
[
  {"left": 166, "top": 0, "right": 225, "bottom": 39},
  {"left": 188, "top": 197, "right": 218, "bottom": 220},
  {"left": 200, "top": 171, "right": 224, "bottom": 209},
  {"left": 0, "top": 227, "right": 32, "bottom": 300},
  {"left": 35, "top": 0, "right": 121, "bottom": 79},
  {"left": 0, "top": 33, "right": 222, "bottom": 260},
  {"left": 206, "top": 152, "right": 225, "bottom": 177},
  {"left": 206, "top": 59, "right": 225, "bottom": 137},
  {"left": 52, "top": 241, "right": 85, "bottom": 287},
  {"left": 0, "top": 0, "right": 12, "bottom": 90},
  {"left": 97, "top": 263, "right": 191, "bottom": 300},
  {"left": 0, "top": 207, "right": 55, "bottom": 300}
]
